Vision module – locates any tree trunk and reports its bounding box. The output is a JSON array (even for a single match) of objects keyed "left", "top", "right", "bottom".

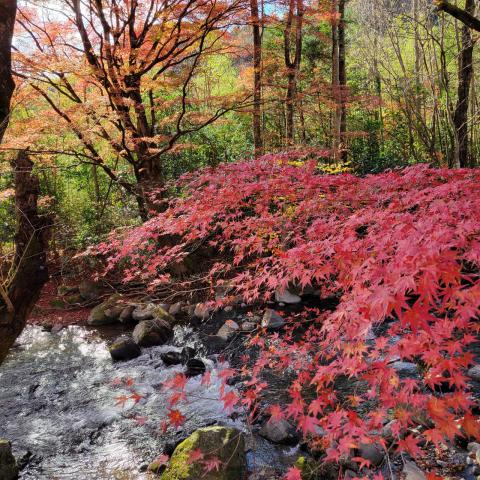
[
  {"left": 332, "top": 0, "right": 347, "bottom": 162},
  {"left": 0, "top": 0, "right": 16, "bottom": 143},
  {"left": 0, "top": 151, "right": 51, "bottom": 364},
  {"left": 452, "top": 0, "right": 475, "bottom": 168},
  {"left": 250, "top": 0, "right": 263, "bottom": 156},
  {"left": 338, "top": 0, "right": 347, "bottom": 162},
  {"left": 134, "top": 159, "right": 164, "bottom": 221},
  {"left": 284, "top": 0, "right": 303, "bottom": 145}
]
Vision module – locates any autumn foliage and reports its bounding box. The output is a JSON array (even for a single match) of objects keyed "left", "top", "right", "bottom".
[{"left": 94, "top": 153, "right": 480, "bottom": 470}]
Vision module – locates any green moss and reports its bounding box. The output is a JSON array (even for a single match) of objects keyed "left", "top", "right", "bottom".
[{"left": 160, "top": 426, "right": 245, "bottom": 480}]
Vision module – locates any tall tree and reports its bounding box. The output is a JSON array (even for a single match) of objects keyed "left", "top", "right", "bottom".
[
  {"left": 250, "top": 0, "right": 263, "bottom": 156},
  {"left": 331, "top": 0, "right": 347, "bottom": 162},
  {"left": 452, "top": 0, "right": 475, "bottom": 168},
  {"left": 0, "top": 0, "right": 16, "bottom": 142},
  {"left": 0, "top": 151, "right": 50, "bottom": 364},
  {"left": 284, "top": 0, "right": 303, "bottom": 144}
]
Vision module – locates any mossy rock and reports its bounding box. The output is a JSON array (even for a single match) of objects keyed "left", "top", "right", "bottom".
[
  {"left": 87, "top": 294, "right": 122, "bottom": 326},
  {"left": 160, "top": 426, "right": 245, "bottom": 480},
  {"left": 152, "top": 305, "right": 175, "bottom": 323},
  {"left": 0, "top": 439, "right": 18, "bottom": 480},
  {"left": 295, "top": 456, "right": 339, "bottom": 480}
]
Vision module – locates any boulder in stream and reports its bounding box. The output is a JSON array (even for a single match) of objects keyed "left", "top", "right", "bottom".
[
  {"left": 259, "top": 418, "right": 299, "bottom": 445},
  {"left": 185, "top": 359, "right": 206, "bottom": 377},
  {"left": 133, "top": 319, "right": 172, "bottom": 347},
  {"left": 160, "top": 351, "right": 184, "bottom": 366},
  {"left": 160, "top": 426, "right": 245, "bottom": 480},
  {"left": 132, "top": 304, "right": 174, "bottom": 323},
  {"left": 87, "top": 294, "right": 123, "bottom": 326},
  {"left": 0, "top": 439, "right": 18, "bottom": 480},
  {"left": 216, "top": 320, "right": 239, "bottom": 341},
  {"left": 109, "top": 336, "right": 141, "bottom": 361},
  {"left": 119, "top": 305, "right": 136, "bottom": 324}
]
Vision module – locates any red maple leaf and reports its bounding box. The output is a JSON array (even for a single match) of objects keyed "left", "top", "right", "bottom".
[
  {"left": 202, "top": 456, "right": 222, "bottom": 474},
  {"left": 168, "top": 409, "right": 186, "bottom": 429},
  {"left": 187, "top": 448, "right": 204, "bottom": 464}
]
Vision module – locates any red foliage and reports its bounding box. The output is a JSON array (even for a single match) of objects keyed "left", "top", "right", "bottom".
[{"left": 93, "top": 154, "right": 480, "bottom": 465}]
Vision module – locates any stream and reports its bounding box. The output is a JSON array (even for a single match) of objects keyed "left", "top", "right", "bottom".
[{"left": 0, "top": 324, "right": 248, "bottom": 479}]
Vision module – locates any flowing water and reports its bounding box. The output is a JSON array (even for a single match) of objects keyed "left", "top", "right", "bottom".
[{"left": 0, "top": 325, "right": 246, "bottom": 479}]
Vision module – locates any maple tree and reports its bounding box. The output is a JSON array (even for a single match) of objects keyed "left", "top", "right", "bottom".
[
  {"left": 93, "top": 152, "right": 480, "bottom": 471},
  {"left": 11, "top": 0, "right": 251, "bottom": 218}
]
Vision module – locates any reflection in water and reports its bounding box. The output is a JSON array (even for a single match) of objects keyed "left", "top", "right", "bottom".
[{"left": 0, "top": 326, "right": 242, "bottom": 479}]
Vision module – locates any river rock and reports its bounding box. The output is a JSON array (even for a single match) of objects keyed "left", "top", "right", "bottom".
[
  {"left": 87, "top": 294, "right": 122, "bottom": 326},
  {"left": 402, "top": 461, "right": 426, "bottom": 480},
  {"left": 161, "top": 351, "right": 184, "bottom": 366},
  {"left": 274, "top": 288, "right": 301, "bottom": 304},
  {"left": 259, "top": 418, "right": 299, "bottom": 445},
  {"left": 358, "top": 442, "right": 384, "bottom": 466},
  {"left": 261, "top": 309, "right": 285, "bottom": 331},
  {"left": 119, "top": 305, "right": 135, "bottom": 324},
  {"left": 133, "top": 304, "right": 174, "bottom": 323},
  {"left": 185, "top": 359, "right": 206, "bottom": 377},
  {"left": 160, "top": 426, "right": 245, "bottom": 480},
  {"left": 78, "top": 280, "right": 102, "bottom": 301},
  {"left": 133, "top": 319, "right": 172, "bottom": 347},
  {"left": 241, "top": 321, "right": 256, "bottom": 332},
  {"left": 193, "top": 303, "right": 211, "bottom": 319},
  {"left": 216, "top": 320, "right": 240, "bottom": 341},
  {"left": 109, "top": 336, "right": 141, "bottom": 361},
  {"left": 169, "top": 302, "right": 183, "bottom": 316},
  {"left": 181, "top": 347, "right": 196, "bottom": 363},
  {"left": 0, "top": 439, "right": 18, "bottom": 480},
  {"left": 468, "top": 365, "right": 480, "bottom": 382}
]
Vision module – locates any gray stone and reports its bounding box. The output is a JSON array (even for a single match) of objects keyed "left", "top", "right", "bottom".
[
  {"left": 119, "top": 305, "right": 135, "bottom": 324},
  {"left": 132, "top": 304, "right": 155, "bottom": 321},
  {"left": 160, "top": 426, "right": 245, "bottom": 480},
  {"left": 185, "top": 358, "right": 206, "bottom": 377},
  {"left": 193, "top": 303, "right": 211, "bottom": 319},
  {"left": 51, "top": 323, "right": 64, "bottom": 334},
  {"left": 468, "top": 365, "right": 480, "bottom": 382},
  {"left": 402, "top": 461, "right": 426, "bottom": 480},
  {"left": 160, "top": 351, "right": 184, "bottom": 366},
  {"left": 259, "top": 418, "right": 299, "bottom": 445},
  {"left": 241, "top": 322, "right": 256, "bottom": 332},
  {"left": 133, "top": 319, "right": 172, "bottom": 347},
  {"left": 132, "top": 303, "right": 174, "bottom": 323},
  {"left": 109, "top": 336, "right": 141, "bottom": 361},
  {"left": 468, "top": 442, "right": 480, "bottom": 453},
  {"left": 216, "top": 320, "right": 240, "bottom": 341},
  {"left": 358, "top": 442, "right": 384, "bottom": 466},
  {"left": 274, "top": 288, "right": 301, "bottom": 304},
  {"left": 0, "top": 439, "right": 18, "bottom": 480},
  {"left": 261, "top": 309, "right": 285, "bottom": 331}
]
